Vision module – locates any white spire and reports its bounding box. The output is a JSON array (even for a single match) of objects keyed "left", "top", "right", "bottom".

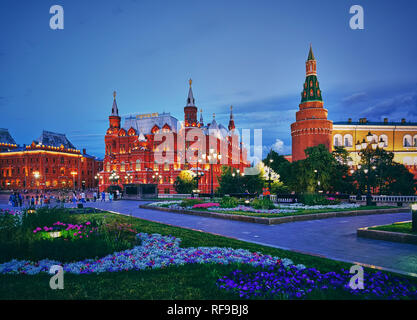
[
  {"left": 186, "top": 78, "right": 195, "bottom": 107},
  {"left": 111, "top": 91, "right": 119, "bottom": 116}
]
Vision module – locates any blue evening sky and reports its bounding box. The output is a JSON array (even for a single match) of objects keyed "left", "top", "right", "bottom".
[{"left": 0, "top": 0, "right": 416, "bottom": 158}]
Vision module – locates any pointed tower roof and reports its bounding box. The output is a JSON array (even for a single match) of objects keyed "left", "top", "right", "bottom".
[
  {"left": 228, "top": 105, "right": 235, "bottom": 131},
  {"left": 111, "top": 91, "right": 119, "bottom": 116},
  {"left": 199, "top": 108, "right": 204, "bottom": 126},
  {"left": 186, "top": 78, "right": 196, "bottom": 107},
  {"left": 307, "top": 44, "right": 315, "bottom": 61}
]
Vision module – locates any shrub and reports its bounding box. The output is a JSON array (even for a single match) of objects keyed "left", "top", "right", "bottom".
[
  {"left": 299, "top": 193, "right": 340, "bottom": 206},
  {"left": 220, "top": 196, "right": 239, "bottom": 208},
  {"left": 180, "top": 198, "right": 204, "bottom": 208},
  {"left": 251, "top": 198, "right": 276, "bottom": 210}
]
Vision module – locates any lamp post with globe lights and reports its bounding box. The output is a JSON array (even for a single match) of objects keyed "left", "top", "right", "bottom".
[
  {"left": 202, "top": 149, "right": 222, "bottom": 199},
  {"left": 354, "top": 131, "right": 385, "bottom": 206}
]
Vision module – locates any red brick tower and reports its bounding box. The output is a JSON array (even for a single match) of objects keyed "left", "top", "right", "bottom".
[{"left": 291, "top": 45, "right": 333, "bottom": 161}]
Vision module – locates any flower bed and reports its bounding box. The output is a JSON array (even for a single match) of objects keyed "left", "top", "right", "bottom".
[
  {"left": 33, "top": 221, "right": 98, "bottom": 240},
  {"left": 218, "top": 265, "right": 417, "bottom": 300},
  {"left": 149, "top": 201, "right": 361, "bottom": 215},
  {"left": 0, "top": 233, "right": 305, "bottom": 275}
]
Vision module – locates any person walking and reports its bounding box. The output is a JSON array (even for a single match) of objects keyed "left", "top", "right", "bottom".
[
  {"left": 109, "top": 192, "right": 113, "bottom": 203},
  {"left": 93, "top": 191, "right": 97, "bottom": 202},
  {"left": 30, "top": 196, "right": 35, "bottom": 207},
  {"left": 81, "top": 191, "right": 86, "bottom": 203},
  {"left": 72, "top": 193, "right": 77, "bottom": 207},
  {"left": 101, "top": 191, "right": 106, "bottom": 202}
]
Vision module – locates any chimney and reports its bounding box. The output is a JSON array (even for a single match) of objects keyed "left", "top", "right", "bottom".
[
  {"left": 348, "top": 118, "right": 352, "bottom": 123},
  {"left": 83, "top": 148, "right": 86, "bottom": 155},
  {"left": 384, "top": 118, "right": 388, "bottom": 124},
  {"left": 401, "top": 118, "right": 406, "bottom": 124}
]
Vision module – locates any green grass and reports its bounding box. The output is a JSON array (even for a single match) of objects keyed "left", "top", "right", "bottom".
[
  {"left": 1, "top": 210, "right": 416, "bottom": 300},
  {"left": 370, "top": 222, "right": 416, "bottom": 235}
]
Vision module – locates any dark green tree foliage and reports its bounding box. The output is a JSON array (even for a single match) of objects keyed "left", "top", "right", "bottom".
[
  {"left": 263, "top": 150, "right": 289, "bottom": 176},
  {"left": 353, "top": 147, "right": 417, "bottom": 195},
  {"left": 217, "top": 166, "right": 264, "bottom": 195}
]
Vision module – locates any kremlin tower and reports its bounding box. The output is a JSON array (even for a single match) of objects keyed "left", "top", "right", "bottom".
[{"left": 290, "top": 45, "right": 333, "bottom": 161}]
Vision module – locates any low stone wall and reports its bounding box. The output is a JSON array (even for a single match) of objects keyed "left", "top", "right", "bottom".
[
  {"left": 357, "top": 224, "right": 417, "bottom": 245},
  {"left": 140, "top": 205, "right": 410, "bottom": 225}
]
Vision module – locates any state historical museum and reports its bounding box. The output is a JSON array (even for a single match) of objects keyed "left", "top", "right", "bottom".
[{"left": 100, "top": 80, "right": 250, "bottom": 194}]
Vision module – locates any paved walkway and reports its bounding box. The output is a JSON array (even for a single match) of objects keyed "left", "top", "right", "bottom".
[{"left": 1, "top": 199, "right": 416, "bottom": 276}]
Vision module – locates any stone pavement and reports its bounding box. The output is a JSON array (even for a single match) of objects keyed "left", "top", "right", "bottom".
[{"left": 1, "top": 198, "right": 416, "bottom": 276}]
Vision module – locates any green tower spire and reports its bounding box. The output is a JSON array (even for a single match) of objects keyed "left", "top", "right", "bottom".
[{"left": 301, "top": 45, "right": 322, "bottom": 103}]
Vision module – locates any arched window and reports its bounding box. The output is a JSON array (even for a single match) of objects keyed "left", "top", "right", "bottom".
[
  {"left": 333, "top": 134, "right": 343, "bottom": 147},
  {"left": 413, "top": 135, "right": 417, "bottom": 147},
  {"left": 403, "top": 135, "right": 412, "bottom": 147},
  {"left": 121, "top": 161, "right": 125, "bottom": 172},
  {"left": 106, "top": 162, "right": 110, "bottom": 172},
  {"left": 379, "top": 134, "right": 388, "bottom": 147},
  {"left": 343, "top": 134, "right": 353, "bottom": 147},
  {"left": 135, "top": 159, "right": 141, "bottom": 171}
]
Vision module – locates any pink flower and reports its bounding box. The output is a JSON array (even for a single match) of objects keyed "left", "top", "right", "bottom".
[{"left": 193, "top": 203, "right": 220, "bottom": 209}]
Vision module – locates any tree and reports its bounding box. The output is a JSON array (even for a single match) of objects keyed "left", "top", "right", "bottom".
[
  {"left": 263, "top": 149, "right": 289, "bottom": 176},
  {"left": 173, "top": 170, "right": 196, "bottom": 194},
  {"left": 278, "top": 144, "right": 349, "bottom": 194},
  {"left": 379, "top": 163, "right": 417, "bottom": 195},
  {"left": 217, "top": 166, "right": 264, "bottom": 195}
]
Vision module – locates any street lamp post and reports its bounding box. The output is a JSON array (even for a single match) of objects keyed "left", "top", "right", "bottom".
[
  {"left": 94, "top": 174, "right": 100, "bottom": 195},
  {"left": 70, "top": 171, "right": 77, "bottom": 192},
  {"left": 354, "top": 131, "right": 384, "bottom": 206},
  {"left": 202, "top": 149, "right": 222, "bottom": 199}
]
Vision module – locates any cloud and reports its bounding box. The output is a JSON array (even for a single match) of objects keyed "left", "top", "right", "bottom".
[
  {"left": 361, "top": 91, "right": 417, "bottom": 120},
  {"left": 262, "top": 138, "right": 292, "bottom": 157},
  {"left": 341, "top": 92, "right": 367, "bottom": 104}
]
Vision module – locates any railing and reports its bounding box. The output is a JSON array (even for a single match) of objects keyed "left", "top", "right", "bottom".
[
  {"left": 349, "top": 195, "right": 417, "bottom": 203},
  {"left": 259, "top": 194, "right": 298, "bottom": 203},
  {"left": 158, "top": 194, "right": 191, "bottom": 199}
]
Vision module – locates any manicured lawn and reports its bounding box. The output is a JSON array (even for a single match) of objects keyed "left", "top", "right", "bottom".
[
  {"left": 1, "top": 209, "right": 416, "bottom": 300},
  {"left": 370, "top": 222, "right": 416, "bottom": 235}
]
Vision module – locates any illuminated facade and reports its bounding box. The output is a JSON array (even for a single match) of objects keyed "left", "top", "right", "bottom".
[
  {"left": 0, "top": 130, "right": 102, "bottom": 190},
  {"left": 100, "top": 80, "right": 249, "bottom": 194},
  {"left": 332, "top": 118, "right": 417, "bottom": 177}
]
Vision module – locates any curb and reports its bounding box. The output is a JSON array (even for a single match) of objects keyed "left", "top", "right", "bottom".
[
  {"left": 357, "top": 223, "right": 417, "bottom": 245},
  {"left": 139, "top": 205, "right": 410, "bottom": 225}
]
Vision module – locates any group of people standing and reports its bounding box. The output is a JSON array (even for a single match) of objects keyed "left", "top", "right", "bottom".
[
  {"left": 6, "top": 189, "right": 122, "bottom": 207},
  {"left": 9, "top": 192, "right": 53, "bottom": 207}
]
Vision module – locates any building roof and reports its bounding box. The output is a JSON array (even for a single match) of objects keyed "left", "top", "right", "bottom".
[
  {"left": 123, "top": 112, "right": 180, "bottom": 135},
  {"left": 0, "top": 128, "right": 17, "bottom": 145},
  {"left": 35, "top": 130, "right": 77, "bottom": 149},
  {"left": 333, "top": 120, "right": 417, "bottom": 126}
]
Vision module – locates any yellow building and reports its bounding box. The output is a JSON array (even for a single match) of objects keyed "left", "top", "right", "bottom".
[{"left": 332, "top": 117, "right": 417, "bottom": 167}]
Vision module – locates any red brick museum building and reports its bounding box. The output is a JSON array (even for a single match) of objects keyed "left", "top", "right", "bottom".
[{"left": 100, "top": 81, "right": 250, "bottom": 194}]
